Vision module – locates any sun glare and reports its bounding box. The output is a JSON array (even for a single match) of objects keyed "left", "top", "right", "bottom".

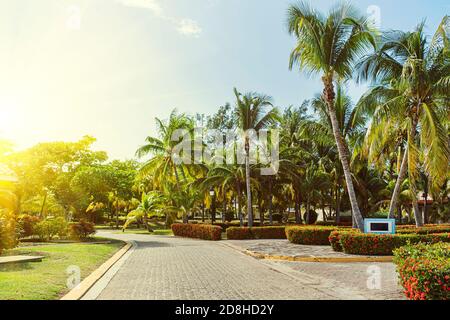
[{"left": 0, "top": 100, "right": 21, "bottom": 136}]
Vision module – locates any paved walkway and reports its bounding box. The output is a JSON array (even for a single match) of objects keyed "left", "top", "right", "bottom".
[
  {"left": 84, "top": 231, "right": 404, "bottom": 300},
  {"left": 226, "top": 239, "right": 394, "bottom": 260}
]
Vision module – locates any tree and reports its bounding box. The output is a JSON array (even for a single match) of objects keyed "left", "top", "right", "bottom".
[
  {"left": 123, "top": 192, "right": 163, "bottom": 230},
  {"left": 287, "top": 2, "right": 376, "bottom": 231},
  {"left": 136, "top": 110, "right": 194, "bottom": 191},
  {"left": 357, "top": 17, "right": 450, "bottom": 226},
  {"left": 234, "top": 88, "right": 279, "bottom": 227}
]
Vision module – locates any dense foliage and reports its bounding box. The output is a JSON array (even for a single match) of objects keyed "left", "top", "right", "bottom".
[
  {"left": 394, "top": 243, "right": 450, "bottom": 300},
  {"left": 171, "top": 223, "right": 222, "bottom": 241},
  {"left": 338, "top": 232, "right": 450, "bottom": 255},
  {"left": 286, "top": 226, "right": 345, "bottom": 245},
  {"left": 226, "top": 227, "right": 287, "bottom": 240}
]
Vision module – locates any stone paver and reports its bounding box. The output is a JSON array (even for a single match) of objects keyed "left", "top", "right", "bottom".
[
  {"left": 265, "top": 261, "right": 404, "bottom": 300},
  {"left": 87, "top": 231, "right": 404, "bottom": 300},
  {"left": 227, "top": 239, "right": 381, "bottom": 259}
]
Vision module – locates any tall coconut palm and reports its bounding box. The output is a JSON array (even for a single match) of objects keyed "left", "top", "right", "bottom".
[
  {"left": 234, "top": 88, "right": 280, "bottom": 227},
  {"left": 357, "top": 17, "right": 450, "bottom": 226},
  {"left": 136, "top": 110, "right": 194, "bottom": 191},
  {"left": 287, "top": 2, "right": 376, "bottom": 231}
]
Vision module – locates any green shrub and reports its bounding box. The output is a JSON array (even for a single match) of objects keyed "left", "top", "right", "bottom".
[
  {"left": 315, "top": 221, "right": 353, "bottom": 227},
  {"left": 0, "top": 210, "right": 17, "bottom": 254},
  {"left": 339, "top": 232, "right": 450, "bottom": 256},
  {"left": 69, "top": 219, "right": 96, "bottom": 240},
  {"left": 17, "top": 214, "right": 41, "bottom": 238},
  {"left": 394, "top": 243, "right": 450, "bottom": 300},
  {"left": 172, "top": 223, "right": 222, "bottom": 241},
  {"left": 271, "top": 214, "right": 283, "bottom": 224},
  {"left": 223, "top": 212, "right": 235, "bottom": 222},
  {"left": 226, "top": 227, "right": 287, "bottom": 240},
  {"left": 34, "top": 217, "right": 68, "bottom": 241},
  {"left": 286, "top": 226, "right": 344, "bottom": 245},
  {"left": 397, "top": 226, "right": 450, "bottom": 235},
  {"left": 303, "top": 210, "right": 318, "bottom": 224}
]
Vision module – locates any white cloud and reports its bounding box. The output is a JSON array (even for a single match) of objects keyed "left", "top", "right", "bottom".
[
  {"left": 115, "top": 0, "right": 202, "bottom": 37},
  {"left": 116, "top": 0, "right": 163, "bottom": 16},
  {"left": 177, "top": 19, "right": 202, "bottom": 37}
]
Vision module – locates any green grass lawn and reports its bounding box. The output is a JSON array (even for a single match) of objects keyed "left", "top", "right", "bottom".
[{"left": 0, "top": 240, "right": 124, "bottom": 300}]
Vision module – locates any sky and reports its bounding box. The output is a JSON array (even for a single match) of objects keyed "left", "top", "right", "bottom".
[{"left": 0, "top": 0, "right": 448, "bottom": 160}]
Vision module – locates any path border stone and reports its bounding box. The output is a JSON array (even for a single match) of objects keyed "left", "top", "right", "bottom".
[
  {"left": 221, "top": 242, "right": 394, "bottom": 263},
  {"left": 0, "top": 255, "right": 43, "bottom": 265},
  {"left": 61, "top": 241, "right": 133, "bottom": 300}
]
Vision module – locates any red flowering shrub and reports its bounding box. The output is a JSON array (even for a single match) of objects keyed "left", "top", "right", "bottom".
[
  {"left": 172, "top": 224, "right": 222, "bottom": 241},
  {"left": 226, "top": 227, "right": 287, "bottom": 240},
  {"left": 329, "top": 229, "right": 360, "bottom": 252},
  {"left": 339, "top": 233, "right": 450, "bottom": 256},
  {"left": 69, "top": 219, "right": 96, "bottom": 240},
  {"left": 394, "top": 243, "right": 450, "bottom": 300},
  {"left": 286, "top": 226, "right": 347, "bottom": 245},
  {"left": 17, "top": 214, "right": 41, "bottom": 238}
]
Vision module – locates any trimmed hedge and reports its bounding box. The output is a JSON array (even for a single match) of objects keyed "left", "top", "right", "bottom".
[
  {"left": 315, "top": 221, "right": 353, "bottom": 227},
  {"left": 339, "top": 232, "right": 450, "bottom": 256},
  {"left": 329, "top": 229, "right": 360, "bottom": 252},
  {"left": 330, "top": 225, "right": 450, "bottom": 253},
  {"left": 397, "top": 226, "right": 450, "bottom": 235},
  {"left": 226, "top": 227, "right": 287, "bottom": 240},
  {"left": 286, "top": 226, "right": 346, "bottom": 245},
  {"left": 172, "top": 224, "right": 222, "bottom": 241},
  {"left": 394, "top": 243, "right": 450, "bottom": 300}
]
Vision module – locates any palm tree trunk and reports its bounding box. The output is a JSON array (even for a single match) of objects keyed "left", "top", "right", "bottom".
[
  {"left": 389, "top": 114, "right": 419, "bottom": 219},
  {"left": 422, "top": 174, "right": 429, "bottom": 224},
  {"left": 245, "top": 141, "right": 253, "bottom": 228},
  {"left": 411, "top": 185, "right": 423, "bottom": 227},
  {"left": 323, "top": 76, "right": 364, "bottom": 231},
  {"left": 335, "top": 187, "right": 341, "bottom": 224},
  {"left": 268, "top": 179, "right": 273, "bottom": 225},
  {"left": 236, "top": 183, "right": 244, "bottom": 227},
  {"left": 389, "top": 149, "right": 409, "bottom": 218},
  {"left": 294, "top": 193, "right": 301, "bottom": 224}
]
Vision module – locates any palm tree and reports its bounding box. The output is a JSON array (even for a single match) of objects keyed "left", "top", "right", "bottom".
[
  {"left": 123, "top": 192, "right": 164, "bottom": 230},
  {"left": 136, "top": 110, "right": 194, "bottom": 191},
  {"left": 287, "top": 2, "right": 376, "bottom": 231},
  {"left": 357, "top": 17, "right": 450, "bottom": 226},
  {"left": 234, "top": 88, "right": 280, "bottom": 227}
]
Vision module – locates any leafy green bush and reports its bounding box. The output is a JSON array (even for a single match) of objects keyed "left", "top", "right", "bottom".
[
  {"left": 394, "top": 243, "right": 450, "bottom": 300},
  {"left": 271, "top": 214, "right": 283, "bottom": 224},
  {"left": 172, "top": 223, "right": 222, "bottom": 241},
  {"left": 226, "top": 227, "right": 287, "bottom": 240},
  {"left": 397, "top": 226, "right": 450, "bottom": 235},
  {"left": 315, "top": 221, "right": 353, "bottom": 227},
  {"left": 17, "top": 214, "right": 41, "bottom": 238},
  {"left": 0, "top": 210, "right": 17, "bottom": 254},
  {"left": 286, "top": 226, "right": 344, "bottom": 245},
  {"left": 303, "top": 210, "right": 318, "bottom": 224},
  {"left": 223, "top": 212, "right": 235, "bottom": 223},
  {"left": 69, "top": 219, "right": 96, "bottom": 240},
  {"left": 339, "top": 233, "right": 450, "bottom": 256},
  {"left": 34, "top": 217, "right": 68, "bottom": 241}
]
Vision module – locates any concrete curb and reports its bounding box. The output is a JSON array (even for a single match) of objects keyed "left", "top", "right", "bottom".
[
  {"left": 221, "top": 242, "right": 394, "bottom": 263},
  {"left": 60, "top": 241, "right": 133, "bottom": 300}
]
